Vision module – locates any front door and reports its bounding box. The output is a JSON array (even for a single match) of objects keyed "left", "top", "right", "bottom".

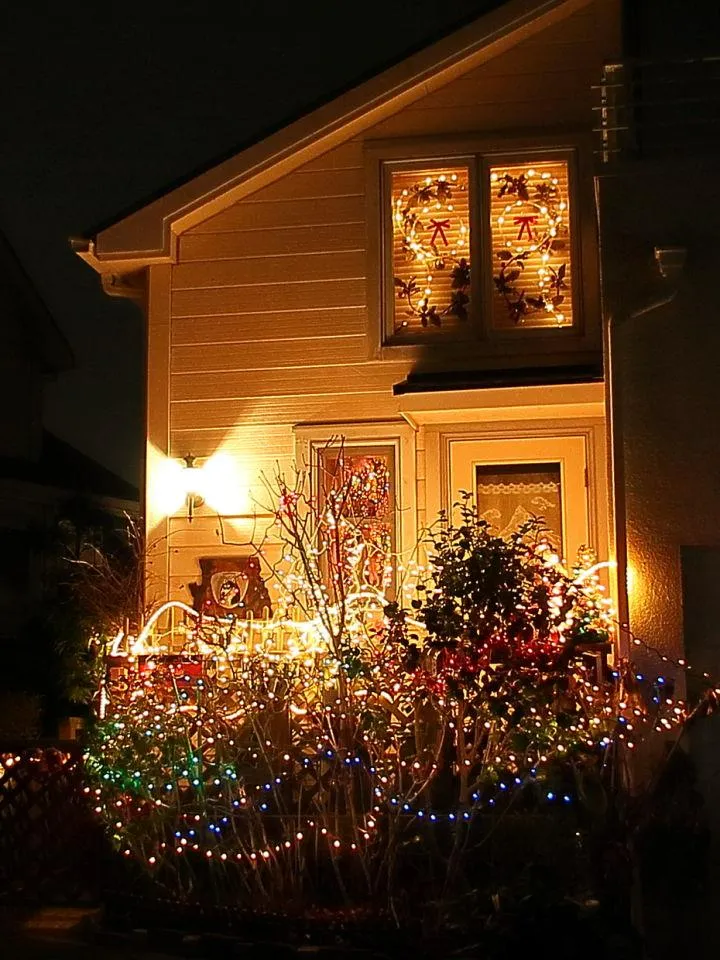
[{"left": 447, "top": 434, "right": 589, "bottom": 563}]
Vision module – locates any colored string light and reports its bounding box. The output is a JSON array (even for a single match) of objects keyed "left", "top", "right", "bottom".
[{"left": 85, "top": 467, "right": 720, "bottom": 904}]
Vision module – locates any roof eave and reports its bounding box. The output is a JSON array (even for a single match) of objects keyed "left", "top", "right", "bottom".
[{"left": 79, "top": 0, "right": 592, "bottom": 274}]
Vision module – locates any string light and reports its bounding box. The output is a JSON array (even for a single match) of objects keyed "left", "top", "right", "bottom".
[{"left": 85, "top": 466, "right": 720, "bottom": 908}]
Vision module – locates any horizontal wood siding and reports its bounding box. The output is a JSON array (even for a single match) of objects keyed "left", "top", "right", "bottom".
[
  {"left": 173, "top": 251, "right": 364, "bottom": 289},
  {"left": 189, "top": 195, "right": 364, "bottom": 235},
  {"left": 172, "top": 279, "right": 366, "bottom": 317},
  {"left": 170, "top": 393, "right": 400, "bottom": 433},
  {"left": 168, "top": 423, "right": 294, "bottom": 460},
  {"left": 168, "top": 516, "right": 281, "bottom": 550},
  {"left": 366, "top": 6, "right": 614, "bottom": 139},
  {"left": 179, "top": 222, "right": 366, "bottom": 262},
  {"left": 163, "top": 0, "right": 619, "bottom": 599},
  {"left": 173, "top": 336, "right": 368, "bottom": 372},
  {"left": 173, "top": 307, "right": 365, "bottom": 345},
  {"left": 171, "top": 362, "right": 408, "bottom": 403},
  {"left": 240, "top": 168, "right": 363, "bottom": 204}
]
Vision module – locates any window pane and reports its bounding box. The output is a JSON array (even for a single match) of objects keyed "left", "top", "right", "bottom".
[
  {"left": 318, "top": 446, "right": 396, "bottom": 590},
  {"left": 476, "top": 462, "right": 563, "bottom": 549},
  {"left": 489, "top": 159, "right": 573, "bottom": 329},
  {"left": 389, "top": 164, "right": 471, "bottom": 337}
]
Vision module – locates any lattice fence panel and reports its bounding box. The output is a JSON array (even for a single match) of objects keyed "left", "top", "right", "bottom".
[{"left": 0, "top": 743, "right": 104, "bottom": 903}]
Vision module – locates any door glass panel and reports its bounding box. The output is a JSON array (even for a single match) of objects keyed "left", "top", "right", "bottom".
[
  {"left": 475, "top": 462, "right": 562, "bottom": 548},
  {"left": 318, "top": 446, "right": 396, "bottom": 589}
]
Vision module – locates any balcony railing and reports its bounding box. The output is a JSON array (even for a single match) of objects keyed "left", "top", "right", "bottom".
[{"left": 593, "top": 57, "right": 720, "bottom": 163}]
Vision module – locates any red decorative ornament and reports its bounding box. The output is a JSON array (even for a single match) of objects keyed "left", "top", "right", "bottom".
[
  {"left": 428, "top": 218, "right": 451, "bottom": 245},
  {"left": 513, "top": 215, "right": 538, "bottom": 240},
  {"left": 277, "top": 488, "right": 299, "bottom": 517}
]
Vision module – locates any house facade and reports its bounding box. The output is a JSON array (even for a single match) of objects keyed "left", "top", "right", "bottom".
[{"left": 76, "top": 0, "right": 641, "bottom": 650}]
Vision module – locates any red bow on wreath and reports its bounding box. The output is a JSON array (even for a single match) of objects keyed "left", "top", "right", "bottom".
[
  {"left": 428, "top": 218, "right": 451, "bottom": 246},
  {"left": 513, "top": 215, "right": 538, "bottom": 241}
]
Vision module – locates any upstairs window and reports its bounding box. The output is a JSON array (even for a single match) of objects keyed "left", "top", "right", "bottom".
[
  {"left": 489, "top": 159, "right": 572, "bottom": 329},
  {"left": 389, "top": 163, "right": 472, "bottom": 337},
  {"left": 381, "top": 150, "right": 578, "bottom": 346}
]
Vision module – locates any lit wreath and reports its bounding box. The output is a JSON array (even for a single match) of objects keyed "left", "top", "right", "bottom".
[
  {"left": 392, "top": 173, "right": 470, "bottom": 330},
  {"left": 492, "top": 168, "right": 569, "bottom": 325}
]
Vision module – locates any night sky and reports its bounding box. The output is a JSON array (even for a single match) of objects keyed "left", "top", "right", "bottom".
[{"left": 0, "top": 1, "right": 708, "bottom": 486}]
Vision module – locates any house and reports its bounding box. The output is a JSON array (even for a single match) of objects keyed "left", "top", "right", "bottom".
[
  {"left": 0, "top": 229, "right": 138, "bottom": 635},
  {"left": 0, "top": 228, "right": 140, "bottom": 734},
  {"left": 73, "top": 0, "right": 718, "bottom": 686}
]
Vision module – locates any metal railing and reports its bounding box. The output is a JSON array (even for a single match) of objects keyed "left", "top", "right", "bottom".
[{"left": 594, "top": 57, "right": 720, "bottom": 163}]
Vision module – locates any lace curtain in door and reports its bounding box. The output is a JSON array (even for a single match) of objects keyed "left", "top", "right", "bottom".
[{"left": 475, "top": 463, "right": 563, "bottom": 549}]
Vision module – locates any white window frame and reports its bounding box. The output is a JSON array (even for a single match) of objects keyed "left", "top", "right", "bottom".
[{"left": 365, "top": 133, "right": 600, "bottom": 362}]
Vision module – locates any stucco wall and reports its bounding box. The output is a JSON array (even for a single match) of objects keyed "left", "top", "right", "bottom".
[{"left": 599, "top": 161, "right": 720, "bottom": 659}]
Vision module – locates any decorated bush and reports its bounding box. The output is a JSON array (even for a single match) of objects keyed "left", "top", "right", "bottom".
[{"left": 84, "top": 462, "right": 690, "bottom": 921}]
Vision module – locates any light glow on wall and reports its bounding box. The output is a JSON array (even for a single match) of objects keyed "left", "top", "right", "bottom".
[
  {"left": 201, "top": 452, "right": 254, "bottom": 516},
  {"left": 147, "top": 446, "right": 255, "bottom": 521}
]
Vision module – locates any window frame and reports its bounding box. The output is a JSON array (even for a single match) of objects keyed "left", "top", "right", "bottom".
[
  {"left": 365, "top": 133, "right": 599, "bottom": 361},
  {"left": 481, "top": 149, "right": 581, "bottom": 336},
  {"left": 447, "top": 434, "right": 589, "bottom": 564}
]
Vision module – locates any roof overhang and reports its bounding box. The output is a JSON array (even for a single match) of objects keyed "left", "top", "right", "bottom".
[
  {"left": 74, "top": 0, "right": 593, "bottom": 279},
  {"left": 397, "top": 380, "right": 606, "bottom": 427}
]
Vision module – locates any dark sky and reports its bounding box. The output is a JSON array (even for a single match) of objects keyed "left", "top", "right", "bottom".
[
  {"left": 0, "top": 1, "right": 502, "bottom": 486},
  {"left": 0, "top": 1, "right": 710, "bottom": 486}
]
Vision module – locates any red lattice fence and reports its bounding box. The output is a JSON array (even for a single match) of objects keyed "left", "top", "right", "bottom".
[{"left": 0, "top": 742, "right": 104, "bottom": 904}]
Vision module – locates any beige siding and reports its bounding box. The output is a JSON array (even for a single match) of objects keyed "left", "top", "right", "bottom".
[
  {"left": 172, "top": 279, "right": 366, "bottom": 317},
  {"left": 170, "top": 393, "right": 400, "bottom": 433},
  {"left": 179, "top": 222, "right": 365, "bottom": 262},
  {"left": 171, "top": 362, "right": 408, "bottom": 403},
  {"left": 189, "top": 195, "right": 364, "bottom": 236},
  {"left": 168, "top": 424, "right": 294, "bottom": 461},
  {"left": 173, "top": 307, "right": 365, "bottom": 345},
  {"left": 366, "top": 5, "right": 615, "bottom": 139},
  {"left": 173, "top": 251, "right": 364, "bottom": 289},
  {"left": 160, "top": 0, "right": 619, "bottom": 600},
  {"left": 172, "top": 337, "right": 368, "bottom": 372}
]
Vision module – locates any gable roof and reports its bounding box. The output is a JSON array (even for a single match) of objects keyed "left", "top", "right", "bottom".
[
  {"left": 73, "top": 0, "right": 593, "bottom": 277},
  {"left": 0, "top": 229, "right": 73, "bottom": 375},
  {"left": 0, "top": 430, "right": 138, "bottom": 504}
]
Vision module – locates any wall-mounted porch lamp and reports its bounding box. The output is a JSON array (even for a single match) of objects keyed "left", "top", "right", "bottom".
[{"left": 182, "top": 454, "right": 205, "bottom": 523}]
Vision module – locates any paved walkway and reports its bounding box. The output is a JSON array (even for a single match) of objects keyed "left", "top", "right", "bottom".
[
  {"left": 3, "top": 908, "right": 176, "bottom": 959},
  {"left": 5, "top": 937, "right": 176, "bottom": 959}
]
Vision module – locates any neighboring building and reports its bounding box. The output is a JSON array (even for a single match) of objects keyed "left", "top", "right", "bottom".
[
  {"left": 594, "top": 0, "right": 720, "bottom": 830},
  {"left": 73, "top": 0, "right": 719, "bottom": 687},
  {"left": 0, "top": 229, "right": 138, "bottom": 641}
]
